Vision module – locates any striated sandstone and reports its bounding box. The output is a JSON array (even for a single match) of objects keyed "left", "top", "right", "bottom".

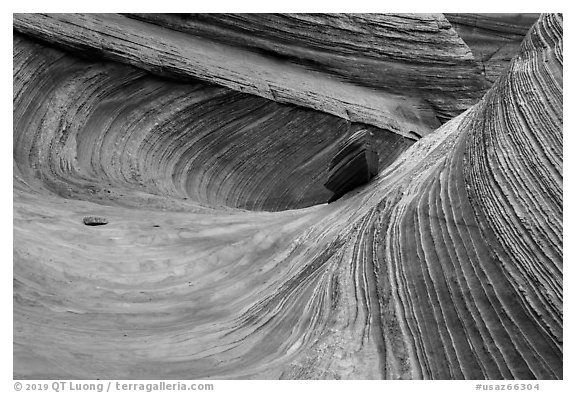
[
  {"left": 13, "top": 13, "right": 490, "bottom": 137},
  {"left": 13, "top": 13, "right": 562, "bottom": 379},
  {"left": 13, "top": 33, "right": 412, "bottom": 211},
  {"left": 125, "top": 13, "right": 490, "bottom": 124},
  {"left": 446, "top": 13, "right": 540, "bottom": 82}
]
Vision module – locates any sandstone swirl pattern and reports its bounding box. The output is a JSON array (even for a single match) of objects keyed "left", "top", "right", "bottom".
[{"left": 13, "top": 13, "right": 562, "bottom": 379}]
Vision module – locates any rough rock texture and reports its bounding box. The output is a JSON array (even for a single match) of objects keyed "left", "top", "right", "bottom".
[
  {"left": 13, "top": 13, "right": 491, "bottom": 137},
  {"left": 446, "top": 13, "right": 540, "bottom": 83},
  {"left": 13, "top": 13, "right": 562, "bottom": 379},
  {"left": 125, "top": 13, "right": 491, "bottom": 124}
]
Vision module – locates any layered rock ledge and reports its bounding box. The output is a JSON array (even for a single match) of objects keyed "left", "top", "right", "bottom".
[{"left": 14, "top": 13, "right": 492, "bottom": 138}]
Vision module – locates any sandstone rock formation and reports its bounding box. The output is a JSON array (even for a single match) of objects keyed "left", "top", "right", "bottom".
[
  {"left": 125, "top": 13, "right": 491, "bottom": 124},
  {"left": 13, "top": 13, "right": 494, "bottom": 137},
  {"left": 446, "top": 13, "right": 540, "bottom": 83},
  {"left": 13, "top": 13, "right": 562, "bottom": 379}
]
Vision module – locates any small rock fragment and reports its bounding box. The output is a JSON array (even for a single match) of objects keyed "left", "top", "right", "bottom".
[{"left": 83, "top": 216, "right": 108, "bottom": 226}]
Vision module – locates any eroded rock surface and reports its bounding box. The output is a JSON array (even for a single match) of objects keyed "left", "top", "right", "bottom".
[
  {"left": 13, "top": 34, "right": 412, "bottom": 211},
  {"left": 13, "top": 13, "right": 492, "bottom": 137},
  {"left": 446, "top": 13, "right": 541, "bottom": 82},
  {"left": 125, "top": 13, "right": 490, "bottom": 123},
  {"left": 13, "top": 13, "right": 562, "bottom": 379}
]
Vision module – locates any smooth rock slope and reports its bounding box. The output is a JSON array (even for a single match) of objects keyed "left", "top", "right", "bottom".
[{"left": 13, "top": 13, "right": 562, "bottom": 379}]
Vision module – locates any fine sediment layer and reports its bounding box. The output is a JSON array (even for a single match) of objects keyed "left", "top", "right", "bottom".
[{"left": 13, "top": 13, "right": 562, "bottom": 379}]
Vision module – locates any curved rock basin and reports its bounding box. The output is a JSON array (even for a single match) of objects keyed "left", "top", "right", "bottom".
[{"left": 13, "top": 13, "right": 562, "bottom": 379}]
